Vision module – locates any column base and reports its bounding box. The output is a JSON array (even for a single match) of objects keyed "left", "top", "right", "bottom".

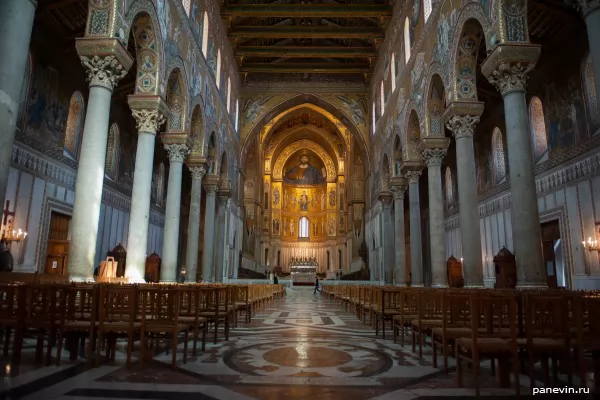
[
  {"left": 515, "top": 283, "right": 548, "bottom": 289},
  {"left": 463, "top": 284, "right": 485, "bottom": 288},
  {"left": 394, "top": 283, "right": 409, "bottom": 287},
  {"left": 69, "top": 275, "right": 95, "bottom": 283},
  {"left": 159, "top": 280, "right": 177, "bottom": 284},
  {"left": 410, "top": 284, "right": 425, "bottom": 288},
  {"left": 126, "top": 276, "right": 147, "bottom": 284},
  {"left": 431, "top": 284, "right": 449, "bottom": 288}
]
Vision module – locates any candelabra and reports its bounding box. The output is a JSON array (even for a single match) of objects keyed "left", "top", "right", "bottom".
[
  {"left": 1, "top": 226, "right": 27, "bottom": 244},
  {"left": 582, "top": 236, "right": 600, "bottom": 252}
]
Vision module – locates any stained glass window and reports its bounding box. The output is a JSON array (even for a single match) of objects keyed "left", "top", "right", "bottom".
[
  {"left": 372, "top": 102, "right": 376, "bottom": 134},
  {"left": 528, "top": 96, "right": 548, "bottom": 164},
  {"left": 64, "top": 91, "right": 85, "bottom": 160},
  {"left": 380, "top": 80, "right": 385, "bottom": 116},
  {"left": 390, "top": 53, "right": 396, "bottom": 93},
  {"left": 216, "top": 49, "right": 222, "bottom": 88},
  {"left": 105, "top": 124, "right": 120, "bottom": 179},
  {"left": 404, "top": 17, "right": 411, "bottom": 64},
  {"left": 227, "top": 76, "right": 232, "bottom": 113},
  {"left": 583, "top": 53, "right": 600, "bottom": 133},
  {"left": 299, "top": 217, "right": 309, "bottom": 238},
  {"left": 492, "top": 127, "right": 506, "bottom": 184}
]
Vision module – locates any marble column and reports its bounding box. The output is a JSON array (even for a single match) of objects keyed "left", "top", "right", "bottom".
[
  {"left": 0, "top": 0, "right": 36, "bottom": 211},
  {"left": 482, "top": 44, "right": 546, "bottom": 288},
  {"left": 68, "top": 40, "right": 132, "bottom": 281},
  {"left": 201, "top": 175, "right": 220, "bottom": 282},
  {"left": 443, "top": 102, "right": 485, "bottom": 287},
  {"left": 378, "top": 191, "right": 395, "bottom": 284},
  {"left": 124, "top": 97, "right": 169, "bottom": 282},
  {"left": 422, "top": 144, "right": 449, "bottom": 288},
  {"left": 570, "top": 0, "right": 600, "bottom": 103},
  {"left": 405, "top": 170, "right": 424, "bottom": 287},
  {"left": 159, "top": 143, "right": 190, "bottom": 282},
  {"left": 390, "top": 179, "right": 407, "bottom": 286},
  {"left": 214, "top": 191, "right": 231, "bottom": 282},
  {"left": 185, "top": 165, "right": 206, "bottom": 283}
]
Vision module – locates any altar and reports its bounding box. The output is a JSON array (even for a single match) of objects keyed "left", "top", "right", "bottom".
[{"left": 289, "top": 256, "right": 318, "bottom": 286}]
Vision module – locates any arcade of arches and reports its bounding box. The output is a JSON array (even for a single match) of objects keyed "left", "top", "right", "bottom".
[{"left": 1, "top": 0, "right": 600, "bottom": 397}]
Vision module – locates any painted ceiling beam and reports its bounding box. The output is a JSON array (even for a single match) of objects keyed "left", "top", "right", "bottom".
[
  {"left": 222, "top": 4, "right": 392, "bottom": 18},
  {"left": 235, "top": 46, "right": 377, "bottom": 58},
  {"left": 239, "top": 63, "right": 371, "bottom": 73},
  {"left": 229, "top": 26, "right": 385, "bottom": 39}
]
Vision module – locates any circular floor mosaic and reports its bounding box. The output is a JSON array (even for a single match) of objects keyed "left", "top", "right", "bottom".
[{"left": 224, "top": 339, "right": 392, "bottom": 377}]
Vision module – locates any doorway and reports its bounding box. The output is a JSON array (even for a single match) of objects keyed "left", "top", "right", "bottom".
[
  {"left": 541, "top": 220, "right": 564, "bottom": 288},
  {"left": 44, "top": 211, "right": 71, "bottom": 275}
]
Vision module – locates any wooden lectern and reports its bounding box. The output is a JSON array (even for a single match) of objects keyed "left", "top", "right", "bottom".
[{"left": 494, "top": 247, "right": 517, "bottom": 289}]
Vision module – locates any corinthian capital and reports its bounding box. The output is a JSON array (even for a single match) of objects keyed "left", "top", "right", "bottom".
[
  {"left": 422, "top": 148, "right": 447, "bottom": 167},
  {"left": 80, "top": 55, "right": 128, "bottom": 90},
  {"left": 566, "top": 0, "right": 600, "bottom": 16},
  {"left": 485, "top": 61, "right": 535, "bottom": 96},
  {"left": 405, "top": 170, "right": 421, "bottom": 184},
  {"left": 445, "top": 115, "right": 479, "bottom": 140},
  {"left": 165, "top": 144, "right": 190, "bottom": 163},
  {"left": 189, "top": 165, "right": 207, "bottom": 181},
  {"left": 389, "top": 184, "right": 407, "bottom": 200},
  {"left": 131, "top": 109, "right": 166, "bottom": 134}
]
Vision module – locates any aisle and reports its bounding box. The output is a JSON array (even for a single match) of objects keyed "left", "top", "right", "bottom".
[{"left": 21, "top": 287, "right": 519, "bottom": 400}]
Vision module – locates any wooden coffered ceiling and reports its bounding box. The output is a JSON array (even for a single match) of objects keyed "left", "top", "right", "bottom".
[{"left": 222, "top": 0, "right": 392, "bottom": 82}]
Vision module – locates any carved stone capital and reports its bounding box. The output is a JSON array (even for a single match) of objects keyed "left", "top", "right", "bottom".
[
  {"left": 422, "top": 148, "right": 447, "bottom": 167},
  {"left": 128, "top": 95, "right": 170, "bottom": 134},
  {"left": 79, "top": 55, "right": 128, "bottom": 90},
  {"left": 405, "top": 170, "right": 422, "bottom": 184},
  {"left": 75, "top": 38, "right": 133, "bottom": 91},
  {"left": 203, "top": 175, "right": 220, "bottom": 194},
  {"left": 445, "top": 115, "right": 480, "bottom": 140},
  {"left": 164, "top": 144, "right": 190, "bottom": 163},
  {"left": 566, "top": 0, "right": 600, "bottom": 17},
  {"left": 481, "top": 44, "right": 541, "bottom": 97},
  {"left": 378, "top": 191, "right": 393, "bottom": 207},
  {"left": 189, "top": 165, "right": 207, "bottom": 181},
  {"left": 389, "top": 184, "right": 407, "bottom": 200}
]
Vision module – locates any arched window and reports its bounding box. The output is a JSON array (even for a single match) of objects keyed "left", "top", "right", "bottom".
[
  {"left": 372, "top": 101, "right": 376, "bottom": 134},
  {"left": 226, "top": 76, "right": 232, "bottom": 113},
  {"left": 424, "top": 0, "right": 432, "bottom": 22},
  {"left": 235, "top": 99, "right": 240, "bottom": 132},
  {"left": 105, "top": 123, "right": 120, "bottom": 180},
  {"left": 404, "top": 17, "right": 411, "bottom": 64},
  {"left": 380, "top": 80, "right": 385, "bottom": 115},
  {"left": 216, "top": 49, "right": 222, "bottom": 88},
  {"left": 63, "top": 91, "right": 85, "bottom": 159},
  {"left": 201, "top": 12, "right": 209, "bottom": 57},
  {"left": 182, "top": 0, "right": 191, "bottom": 16},
  {"left": 528, "top": 96, "right": 548, "bottom": 164},
  {"left": 583, "top": 53, "right": 600, "bottom": 132},
  {"left": 445, "top": 166, "right": 454, "bottom": 204},
  {"left": 492, "top": 127, "right": 507, "bottom": 184},
  {"left": 156, "top": 163, "right": 165, "bottom": 206},
  {"left": 299, "top": 217, "right": 309, "bottom": 238},
  {"left": 390, "top": 53, "right": 396, "bottom": 93}
]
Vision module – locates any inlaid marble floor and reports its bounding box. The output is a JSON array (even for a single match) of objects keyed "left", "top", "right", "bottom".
[{"left": 2, "top": 288, "right": 578, "bottom": 399}]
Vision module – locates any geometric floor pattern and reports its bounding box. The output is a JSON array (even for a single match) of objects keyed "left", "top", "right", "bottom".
[{"left": 4, "top": 287, "right": 570, "bottom": 399}]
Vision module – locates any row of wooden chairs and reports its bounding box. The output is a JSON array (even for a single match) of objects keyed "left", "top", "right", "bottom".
[
  {"left": 323, "top": 285, "right": 600, "bottom": 395},
  {"left": 0, "top": 281, "right": 286, "bottom": 375}
]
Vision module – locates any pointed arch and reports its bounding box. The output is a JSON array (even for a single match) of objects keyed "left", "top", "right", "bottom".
[
  {"left": 426, "top": 73, "right": 445, "bottom": 136},
  {"left": 105, "top": 123, "right": 120, "bottom": 179},
  {"left": 166, "top": 67, "right": 186, "bottom": 131},
  {"left": 190, "top": 103, "right": 205, "bottom": 155},
  {"left": 528, "top": 96, "right": 548, "bottom": 164},
  {"left": 492, "top": 127, "right": 506, "bottom": 184},
  {"left": 403, "top": 17, "right": 411, "bottom": 64},
  {"left": 390, "top": 53, "right": 396, "bottom": 92},
  {"left": 63, "top": 91, "right": 85, "bottom": 159},
  {"left": 207, "top": 132, "right": 217, "bottom": 174},
  {"left": 582, "top": 53, "right": 600, "bottom": 133},
  {"left": 299, "top": 216, "right": 309, "bottom": 239},
  {"left": 202, "top": 11, "right": 209, "bottom": 57}
]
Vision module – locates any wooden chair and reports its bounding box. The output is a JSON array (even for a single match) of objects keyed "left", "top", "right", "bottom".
[
  {"left": 0, "top": 283, "right": 24, "bottom": 375},
  {"left": 573, "top": 294, "right": 600, "bottom": 390},
  {"left": 177, "top": 285, "right": 207, "bottom": 357},
  {"left": 392, "top": 289, "right": 419, "bottom": 346},
  {"left": 455, "top": 292, "right": 520, "bottom": 397},
  {"left": 411, "top": 289, "right": 443, "bottom": 358},
  {"left": 139, "top": 287, "right": 190, "bottom": 369}
]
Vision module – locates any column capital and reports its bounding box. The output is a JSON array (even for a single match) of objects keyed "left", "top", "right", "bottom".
[
  {"left": 189, "top": 165, "right": 207, "bottom": 181},
  {"left": 203, "top": 174, "right": 220, "bottom": 194},
  {"left": 566, "top": 0, "right": 600, "bottom": 17},
  {"left": 442, "top": 101, "right": 484, "bottom": 140},
  {"left": 422, "top": 148, "right": 447, "bottom": 167},
  {"left": 164, "top": 143, "right": 190, "bottom": 163},
  {"left": 481, "top": 44, "right": 541, "bottom": 96},
  {"left": 128, "top": 95, "right": 169, "bottom": 134},
  {"left": 76, "top": 38, "right": 133, "bottom": 91},
  {"left": 377, "top": 191, "right": 393, "bottom": 207},
  {"left": 389, "top": 184, "right": 407, "bottom": 200},
  {"left": 405, "top": 170, "right": 422, "bottom": 184}
]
